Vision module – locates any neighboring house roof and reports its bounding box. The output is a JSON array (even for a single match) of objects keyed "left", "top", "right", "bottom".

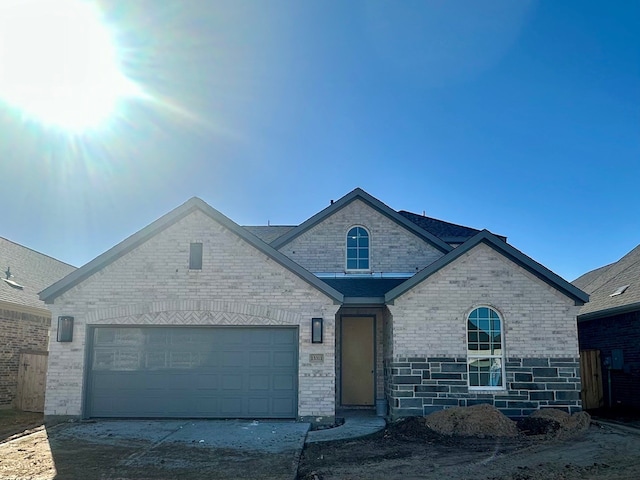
[
  {"left": 386, "top": 230, "right": 589, "bottom": 305},
  {"left": 574, "top": 244, "right": 640, "bottom": 321},
  {"left": 398, "top": 211, "right": 507, "bottom": 244},
  {"left": 40, "top": 198, "right": 344, "bottom": 304},
  {"left": 0, "top": 237, "right": 76, "bottom": 312},
  {"left": 242, "top": 225, "right": 296, "bottom": 244},
  {"left": 572, "top": 263, "right": 613, "bottom": 292},
  {"left": 271, "top": 188, "right": 453, "bottom": 254}
]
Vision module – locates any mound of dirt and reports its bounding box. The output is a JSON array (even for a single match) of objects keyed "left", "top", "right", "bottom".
[
  {"left": 518, "top": 409, "right": 591, "bottom": 437},
  {"left": 424, "top": 404, "right": 519, "bottom": 438}
]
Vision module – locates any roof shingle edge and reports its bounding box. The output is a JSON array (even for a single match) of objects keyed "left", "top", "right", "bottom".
[
  {"left": 385, "top": 230, "right": 589, "bottom": 306},
  {"left": 39, "top": 197, "right": 344, "bottom": 304},
  {"left": 270, "top": 188, "right": 453, "bottom": 253}
]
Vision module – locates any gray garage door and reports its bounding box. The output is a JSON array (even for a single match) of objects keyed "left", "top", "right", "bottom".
[{"left": 86, "top": 326, "right": 298, "bottom": 418}]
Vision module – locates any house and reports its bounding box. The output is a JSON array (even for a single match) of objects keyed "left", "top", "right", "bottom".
[
  {"left": 40, "top": 188, "right": 588, "bottom": 422},
  {"left": 0, "top": 237, "right": 75, "bottom": 410},
  {"left": 573, "top": 244, "right": 640, "bottom": 412}
]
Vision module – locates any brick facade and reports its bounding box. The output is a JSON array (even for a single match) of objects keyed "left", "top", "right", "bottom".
[
  {"left": 43, "top": 193, "right": 584, "bottom": 422},
  {"left": 278, "top": 199, "right": 444, "bottom": 273},
  {"left": 0, "top": 307, "right": 50, "bottom": 407},
  {"left": 46, "top": 210, "right": 340, "bottom": 421},
  {"left": 386, "top": 243, "right": 582, "bottom": 419}
]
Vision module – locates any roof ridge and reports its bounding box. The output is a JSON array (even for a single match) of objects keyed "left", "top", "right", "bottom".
[
  {"left": 0, "top": 236, "right": 76, "bottom": 268},
  {"left": 583, "top": 244, "right": 640, "bottom": 296},
  {"left": 398, "top": 210, "right": 480, "bottom": 231}
]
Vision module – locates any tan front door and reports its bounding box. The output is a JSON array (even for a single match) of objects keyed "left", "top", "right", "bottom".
[{"left": 341, "top": 316, "right": 374, "bottom": 406}]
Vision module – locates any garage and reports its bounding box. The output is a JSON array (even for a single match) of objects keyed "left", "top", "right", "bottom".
[{"left": 85, "top": 326, "right": 298, "bottom": 418}]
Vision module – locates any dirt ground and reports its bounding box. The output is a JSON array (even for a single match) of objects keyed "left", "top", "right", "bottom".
[
  {"left": 0, "top": 414, "right": 305, "bottom": 480},
  {"left": 299, "top": 419, "right": 640, "bottom": 480},
  {"left": 0, "top": 409, "right": 44, "bottom": 442},
  {"left": 2, "top": 409, "right": 640, "bottom": 480}
]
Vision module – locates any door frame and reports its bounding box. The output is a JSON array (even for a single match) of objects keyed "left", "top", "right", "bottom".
[{"left": 340, "top": 314, "right": 376, "bottom": 406}]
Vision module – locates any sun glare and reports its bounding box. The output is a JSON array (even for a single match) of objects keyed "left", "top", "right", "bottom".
[{"left": 0, "top": 0, "right": 140, "bottom": 132}]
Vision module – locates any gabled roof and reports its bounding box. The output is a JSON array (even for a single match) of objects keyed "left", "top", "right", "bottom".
[
  {"left": 271, "top": 188, "right": 453, "bottom": 253},
  {"left": 572, "top": 263, "right": 613, "bottom": 292},
  {"left": 242, "top": 225, "right": 296, "bottom": 244},
  {"left": 385, "top": 230, "right": 589, "bottom": 305},
  {"left": 398, "top": 210, "right": 507, "bottom": 244},
  {"left": 0, "top": 237, "right": 75, "bottom": 311},
  {"left": 575, "top": 244, "right": 640, "bottom": 321},
  {"left": 40, "top": 198, "right": 343, "bottom": 304}
]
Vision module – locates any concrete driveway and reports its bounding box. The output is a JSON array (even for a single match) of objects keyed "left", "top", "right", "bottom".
[{"left": 0, "top": 419, "right": 311, "bottom": 479}]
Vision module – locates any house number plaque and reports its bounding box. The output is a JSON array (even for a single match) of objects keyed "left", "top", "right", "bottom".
[{"left": 309, "top": 353, "right": 324, "bottom": 362}]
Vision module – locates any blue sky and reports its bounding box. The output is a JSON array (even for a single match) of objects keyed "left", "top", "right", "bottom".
[{"left": 1, "top": 0, "right": 638, "bottom": 282}]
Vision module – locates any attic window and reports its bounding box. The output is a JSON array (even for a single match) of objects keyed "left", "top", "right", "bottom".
[
  {"left": 610, "top": 285, "right": 630, "bottom": 297},
  {"left": 189, "top": 243, "right": 203, "bottom": 270}
]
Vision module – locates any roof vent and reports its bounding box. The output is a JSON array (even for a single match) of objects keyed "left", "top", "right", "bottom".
[
  {"left": 2, "top": 278, "right": 24, "bottom": 289},
  {"left": 610, "top": 285, "right": 630, "bottom": 297}
]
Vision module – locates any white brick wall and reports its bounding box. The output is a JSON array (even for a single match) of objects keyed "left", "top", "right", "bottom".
[
  {"left": 389, "top": 243, "right": 580, "bottom": 359},
  {"left": 278, "top": 199, "right": 445, "bottom": 273},
  {"left": 46, "top": 210, "right": 340, "bottom": 419}
]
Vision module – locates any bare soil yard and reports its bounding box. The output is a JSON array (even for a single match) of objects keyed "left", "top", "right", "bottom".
[
  {"left": 2, "top": 409, "right": 640, "bottom": 480},
  {"left": 298, "top": 407, "right": 640, "bottom": 480}
]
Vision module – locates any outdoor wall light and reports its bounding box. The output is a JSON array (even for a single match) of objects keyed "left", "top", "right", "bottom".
[
  {"left": 311, "top": 317, "right": 323, "bottom": 344},
  {"left": 57, "top": 316, "right": 74, "bottom": 342}
]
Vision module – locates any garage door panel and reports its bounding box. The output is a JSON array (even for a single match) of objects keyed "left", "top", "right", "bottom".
[
  {"left": 273, "top": 374, "right": 295, "bottom": 391},
  {"left": 273, "top": 351, "right": 295, "bottom": 367},
  {"left": 249, "top": 351, "right": 270, "bottom": 367},
  {"left": 87, "top": 326, "right": 298, "bottom": 418},
  {"left": 248, "top": 374, "right": 269, "bottom": 390}
]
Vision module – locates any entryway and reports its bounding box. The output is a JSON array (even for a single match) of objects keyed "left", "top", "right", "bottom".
[{"left": 341, "top": 316, "right": 374, "bottom": 406}]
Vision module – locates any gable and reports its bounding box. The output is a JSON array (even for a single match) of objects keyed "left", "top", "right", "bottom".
[
  {"left": 386, "top": 230, "right": 588, "bottom": 306},
  {"left": 387, "top": 242, "right": 582, "bottom": 358},
  {"left": 272, "top": 188, "right": 451, "bottom": 253},
  {"left": 276, "top": 198, "right": 447, "bottom": 273},
  {"left": 40, "top": 198, "right": 342, "bottom": 304}
]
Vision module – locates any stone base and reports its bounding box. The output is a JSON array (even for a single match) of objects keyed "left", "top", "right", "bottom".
[{"left": 386, "top": 356, "right": 582, "bottom": 419}]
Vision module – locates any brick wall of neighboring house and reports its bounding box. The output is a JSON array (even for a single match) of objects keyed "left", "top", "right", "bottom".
[
  {"left": 0, "top": 307, "right": 50, "bottom": 407},
  {"left": 385, "top": 243, "right": 582, "bottom": 419},
  {"left": 45, "top": 210, "right": 340, "bottom": 421},
  {"left": 578, "top": 310, "right": 640, "bottom": 409},
  {"left": 278, "top": 199, "right": 445, "bottom": 273}
]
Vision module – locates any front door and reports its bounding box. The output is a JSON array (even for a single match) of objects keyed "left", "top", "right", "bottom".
[{"left": 341, "top": 316, "right": 374, "bottom": 406}]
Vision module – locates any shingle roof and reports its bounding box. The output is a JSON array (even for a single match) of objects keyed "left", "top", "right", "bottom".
[
  {"left": 575, "top": 244, "right": 640, "bottom": 320},
  {"left": 572, "top": 264, "right": 613, "bottom": 292},
  {"left": 398, "top": 211, "right": 507, "bottom": 243},
  {"left": 242, "top": 226, "right": 296, "bottom": 244},
  {"left": 0, "top": 237, "right": 76, "bottom": 311}
]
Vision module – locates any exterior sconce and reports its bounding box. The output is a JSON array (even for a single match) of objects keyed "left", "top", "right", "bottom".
[
  {"left": 311, "top": 317, "right": 323, "bottom": 344},
  {"left": 57, "top": 316, "right": 74, "bottom": 342}
]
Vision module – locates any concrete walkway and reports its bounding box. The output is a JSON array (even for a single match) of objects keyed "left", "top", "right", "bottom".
[{"left": 305, "top": 410, "right": 386, "bottom": 443}]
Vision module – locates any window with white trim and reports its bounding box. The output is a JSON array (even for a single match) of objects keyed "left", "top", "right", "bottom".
[
  {"left": 346, "top": 226, "right": 369, "bottom": 271},
  {"left": 467, "top": 306, "right": 504, "bottom": 388}
]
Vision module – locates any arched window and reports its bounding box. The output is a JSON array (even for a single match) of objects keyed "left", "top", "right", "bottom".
[
  {"left": 346, "top": 226, "right": 369, "bottom": 271},
  {"left": 467, "top": 307, "right": 504, "bottom": 388}
]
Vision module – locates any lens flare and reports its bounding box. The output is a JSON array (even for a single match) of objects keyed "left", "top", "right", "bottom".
[{"left": 0, "top": 0, "right": 142, "bottom": 132}]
